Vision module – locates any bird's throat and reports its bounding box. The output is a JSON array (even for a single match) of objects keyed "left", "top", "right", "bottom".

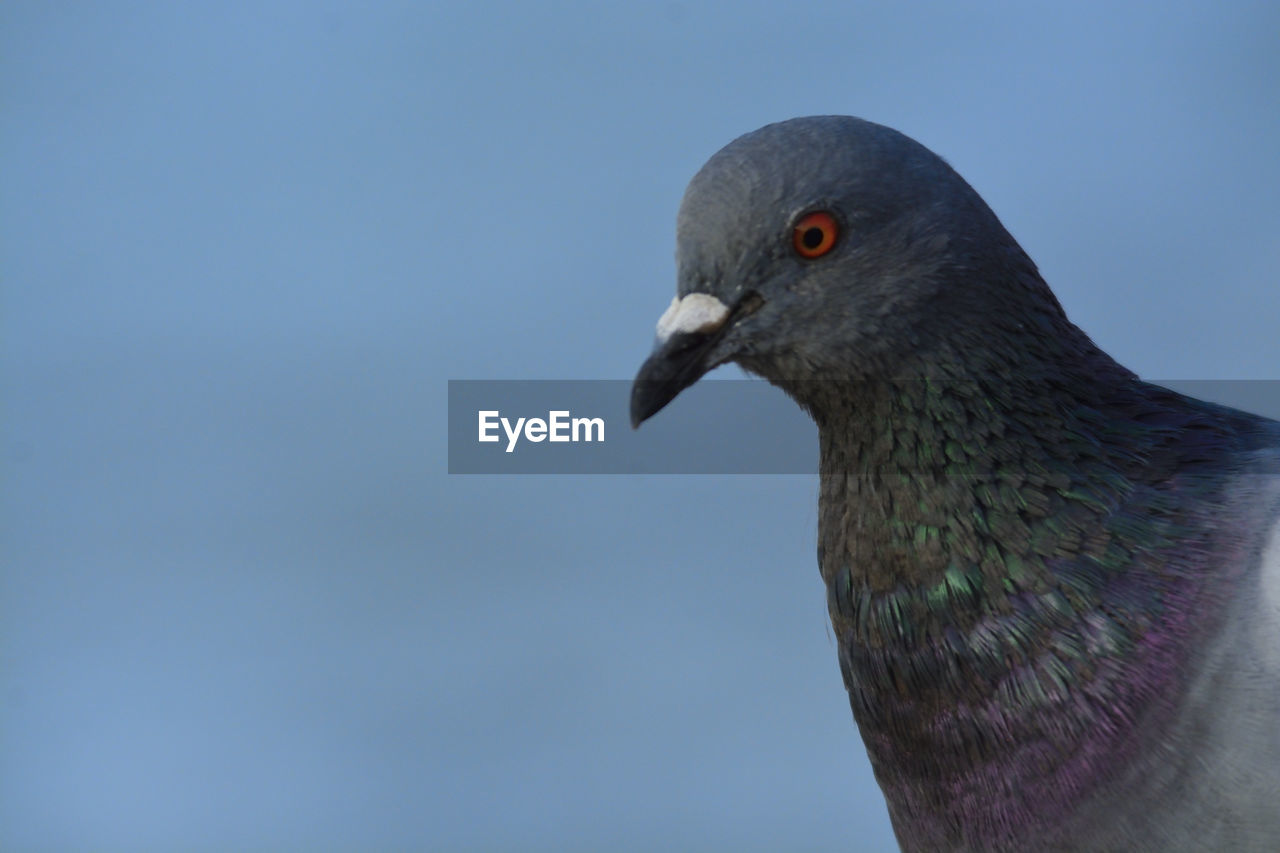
[{"left": 809, "top": 369, "right": 1229, "bottom": 847}]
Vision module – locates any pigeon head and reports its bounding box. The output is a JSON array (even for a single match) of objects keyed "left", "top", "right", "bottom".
[{"left": 632, "top": 115, "right": 1076, "bottom": 426}]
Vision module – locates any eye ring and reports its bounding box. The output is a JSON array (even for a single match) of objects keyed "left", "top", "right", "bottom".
[{"left": 792, "top": 210, "right": 840, "bottom": 259}]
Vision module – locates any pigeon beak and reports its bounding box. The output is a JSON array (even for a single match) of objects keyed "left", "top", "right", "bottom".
[{"left": 630, "top": 291, "right": 762, "bottom": 427}]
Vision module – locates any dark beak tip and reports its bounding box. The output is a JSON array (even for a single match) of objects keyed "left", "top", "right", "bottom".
[{"left": 629, "top": 377, "right": 662, "bottom": 429}]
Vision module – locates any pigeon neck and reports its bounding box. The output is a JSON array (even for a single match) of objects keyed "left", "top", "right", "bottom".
[{"left": 807, "top": 331, "right": 1234, "bottom": 848}]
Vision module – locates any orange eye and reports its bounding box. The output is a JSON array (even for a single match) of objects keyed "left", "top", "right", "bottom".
[{"left": 792, "top": 211, "right": 839, "bottom": 258}]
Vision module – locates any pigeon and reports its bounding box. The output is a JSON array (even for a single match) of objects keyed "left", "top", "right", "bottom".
[{"left": 630, "top": 116, "right": 1280, "bottom": 852}]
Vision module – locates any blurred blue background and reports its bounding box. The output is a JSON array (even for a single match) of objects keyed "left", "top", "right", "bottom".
[{"left": 4, "top": 2, "right": 1278, "bottom": 851}]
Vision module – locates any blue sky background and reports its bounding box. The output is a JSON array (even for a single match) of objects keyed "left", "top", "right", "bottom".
[{"left": 4, "top": 3, "right": 1279, "bottom": 851}]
